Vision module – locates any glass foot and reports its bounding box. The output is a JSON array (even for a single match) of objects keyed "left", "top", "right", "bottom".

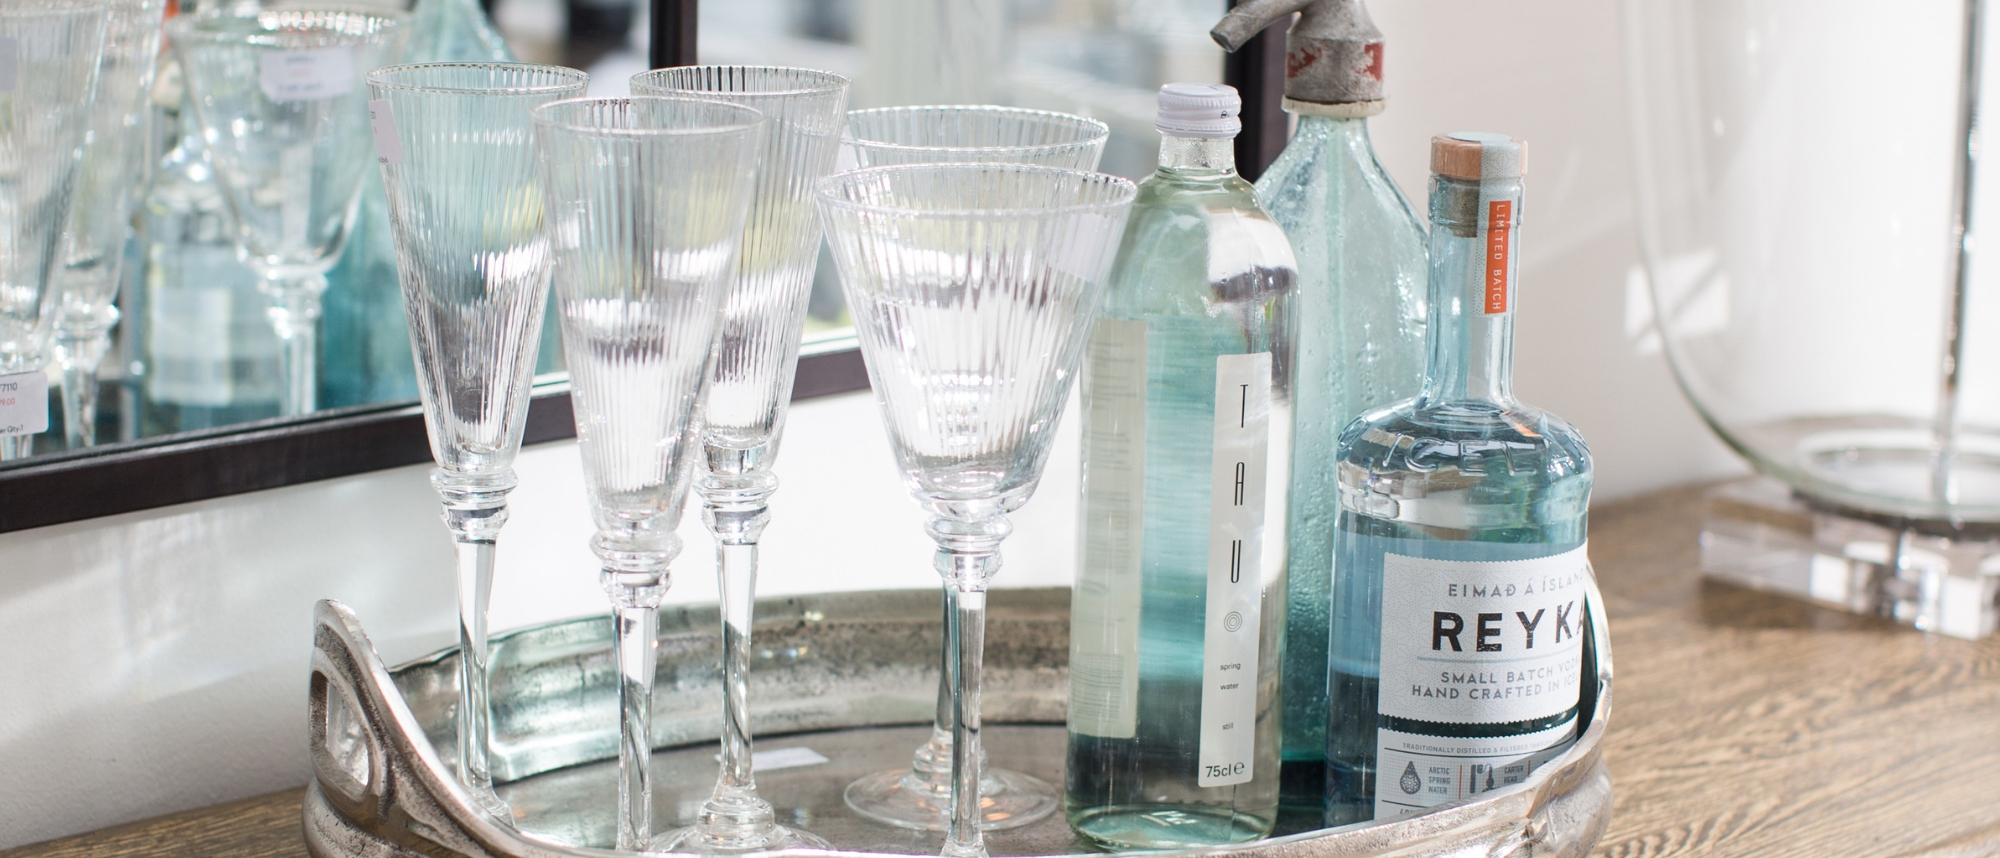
[
  {"left": 469, "top": 785, "right": 514, "bottom": 826},
  {"left": 654, "top": 822, "right": 830, "bottom": 854},
  {"left": 843, "top": 766, "right": 1056, "bottom": 832}
]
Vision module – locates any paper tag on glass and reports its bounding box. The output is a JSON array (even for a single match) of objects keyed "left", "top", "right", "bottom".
[
  {"left": 259, "top": 46, "right": 355, "bottom": 102},
  {"left": 368, "top": 99, "right": 404, "bottom": 165},
  {"left": 0, "top": 38, "right": 17, "bottom": 92},
  {"left": 0, "top": 371, "right": 48, "bottom": 436}
]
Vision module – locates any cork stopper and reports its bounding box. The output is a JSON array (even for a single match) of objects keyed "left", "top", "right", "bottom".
[{"left": 1430, "top": 132, "right": 1527, "bottom": 180}]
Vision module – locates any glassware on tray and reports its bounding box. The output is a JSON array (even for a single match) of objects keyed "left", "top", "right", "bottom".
[
  {"left": 829, "top": 105, "right": 1109, "bottom": 836},
  {"left": 168, "top": 8, "right": 410, "bottom": 417},
  {"left": 367, "top": 60, "right": 589, "bottom": 819},
  {"left": 51, "top": 0, "right": 167, "bottom": 449},
  {"left": 530, "top": 95, "right": 766, "bottom": 851},
  {"left": 628, "top": 65, "right": 850, "bottom": 856},
  {"left": 0, "top": 1, "right": 109, "bottom": 461},
  {"left": 817, "top": 163, "right": 1136, "bottom": 857}
]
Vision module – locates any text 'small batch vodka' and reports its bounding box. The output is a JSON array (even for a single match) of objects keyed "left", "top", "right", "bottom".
[
  {"left": 1065, "top": 83, "right": 1298, "bottom": 849},
  {"left": 1324, "top": 133, "right": 1592, "bottom": 825}
]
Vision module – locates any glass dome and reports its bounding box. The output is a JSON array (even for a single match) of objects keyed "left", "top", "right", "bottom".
[{"left": 1624, "top": 0, "right": 2000, "bottom": 522}]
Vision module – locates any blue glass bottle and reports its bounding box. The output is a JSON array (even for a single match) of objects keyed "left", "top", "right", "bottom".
[
  {"left": 1214, "top": 0, "right": 1428, "bottom": 798},
  {"left": 1323, "top": 133, "right": 1592, "bottom": 825},
  {"left": 1066, "top": 84, "right": 1297, "bottom": 850}
]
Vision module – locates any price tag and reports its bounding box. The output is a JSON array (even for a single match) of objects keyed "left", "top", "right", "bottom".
[
  {"left": 368, "top": 99, "right": 404, "bottom": 165},
  {"left": 259, "top": 45, "right": 355, "bottom": 102},
  {"left": 0, "top": 38, "right": 17, "bottom": 92},
  {"left": 0, "top": 370, "right": 48, "bottom": 437}
]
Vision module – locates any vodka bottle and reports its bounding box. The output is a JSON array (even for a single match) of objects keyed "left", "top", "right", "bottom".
[
  {"left": 1066, "top": 83, "right": 1297, "bottom": 850},
  {"left": 1213, "top": 0, "right": 1427, "bottom": 796},
  {"left": 1323, "top": 133, "right": 1591, "bottom": 825}
]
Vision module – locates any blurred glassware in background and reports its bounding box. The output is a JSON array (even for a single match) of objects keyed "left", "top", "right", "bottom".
[
  {"left": 1626, "top": 0, "right": 2000, "bottom": 638},
  {"left": 0, "top": 1, "right": 108, "bottom": 461},
  {"left": 52, "top": 0, "right": 167, "bottom": 450},
  {"left": 370, "top": 60, "right": 589, "bottom": 817},
  {"left": 531, "top": 95, "right": 765, "bottom": 851},
  {"left": 169, "top": 8, "right": 412, "bottom": 417},
  {"left": 831, "top": 104, "right": 1106, "bottom": 836}
]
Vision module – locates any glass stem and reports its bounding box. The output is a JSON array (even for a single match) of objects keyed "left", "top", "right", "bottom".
[
  {"left": 695, "top": 470, "right": 781, "bottom": 844},
  {"left": 601, "top": 537, "right": 674, "bottom": 852},
  {"left": 435, "top": 469, "right": 517, "bottom": 818},
  {"left": 265, "top": 272, "right": 326, "bottom": 416},
  {"left": 1935, "top": 0, "right": 1987, "bottom": 504},
  {"left": 927, "top": 510, "right": 1009, "bottom": 858},
  {"left": 55, "top": 320, "right": 116, "bottom": 450}
]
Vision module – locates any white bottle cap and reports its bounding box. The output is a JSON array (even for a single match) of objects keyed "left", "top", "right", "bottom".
[{"left": 1155, "top": 82, "right": 1242, "bottom": 139}]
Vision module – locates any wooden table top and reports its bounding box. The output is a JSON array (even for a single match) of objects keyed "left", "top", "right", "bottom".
[{"left": 7, "top": 482, "right": 1998, "bottom": 857}]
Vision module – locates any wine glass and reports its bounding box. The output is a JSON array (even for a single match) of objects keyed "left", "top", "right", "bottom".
[
  {"left": 169, "top": 8, "right": 410, "bottom": 417},
  {"left": 367, "top": 60, "right": 589, "bottom": 818},
  {"left": 51, "top": 0, "right": 166, "bottom": 449},
  {"left": 833, "top": 105, "right": 1108, "bottom": 835},
  {"left": 816, "top": 164, "right": 1136, "bottom": 857},
  {"left": 843, "top": 105, "right": 1108, "bottom": 169},
  {"left": 628, "top": 65, "right": 849, "bottom": 855},
  {"left": 0, "top": 1, "right": 108, "bottom": 461},
  {"left": 530, "top": 96, "right": 766, "bottom": 851}
]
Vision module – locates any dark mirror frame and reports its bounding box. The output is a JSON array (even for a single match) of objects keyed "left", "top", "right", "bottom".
[{"left": 0, "top": 1, "right": 1283, "bottom": 535}]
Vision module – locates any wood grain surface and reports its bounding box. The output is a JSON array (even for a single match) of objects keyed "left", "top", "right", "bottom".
[{"left": 6, "top": 482, "right": 1997, "bottom": 857}]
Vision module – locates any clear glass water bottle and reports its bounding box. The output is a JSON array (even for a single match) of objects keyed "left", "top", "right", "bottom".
[
  {"left": 1323, "top": 133, "right": 1592, "bottom": 825},
  {"left": 1066, "top": 83, "right": 1297, "bottom": 850},
  {"left": 1212, "top": 0, "right": 1428, "bottom": 796}
]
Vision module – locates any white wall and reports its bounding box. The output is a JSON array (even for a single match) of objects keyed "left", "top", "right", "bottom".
[{"left": 0, "top": 0, "right": 1746, "bottom": 846}]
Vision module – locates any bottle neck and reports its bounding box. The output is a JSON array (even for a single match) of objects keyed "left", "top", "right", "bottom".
[
  {"left": 1157, "top": 134, "right": 1237, "bottom": 174},
  {"left": 1418, "top": 174, "right": 1523, "bottom": 408}
]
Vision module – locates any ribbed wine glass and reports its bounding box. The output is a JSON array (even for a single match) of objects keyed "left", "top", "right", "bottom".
[
  {"left": 531, "top": 96, "right": 766, "bottom": 852},
  {"left": 629, "top": 65, "right": 848, "bottom": 856},
  {"left": 169, "top": 8, "right": 410, "bottom": 417},
  {"left": 817, "top": 164, "right": 1136, "bottom": 858},
  {"left": 51, "top": 0, "right": 166, "bottom": 449},
  {"left": 843, "top": 105, "right": 1108, "bottom": 169},
  {"left": 0, "top": 1, "right": 107, "bottom": 461},
  {"left": 367, "top": 61, "right": 589, "bottom": 820},
  {"left": 834, "top": 106, "right": 1108, "bottom": 835}
]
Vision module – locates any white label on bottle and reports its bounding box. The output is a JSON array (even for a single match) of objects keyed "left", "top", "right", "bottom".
[
  {"left": 1373, "top": 719, "right": 1576, "bottom": 820},
  {"left": 0, "top": 38, "right": 18, "bottom": 92},
  {"left": 0, "top": 371, "right": 48, "bottom": 436},
  {"left": 1377, "top": 544, "right": 1590, "bottom": 726},
  {"left": 259, "top": 46, "right": 355, "bottom": 102},
  {"left": 1068, "top": 318, "right": 1147, "bottom": 740},
  {"left": 368, "top": 99, "right": 404, "bottom": 166},
  {"left": 1196, "top": 351, "right": 1271, "bottom": 787}
]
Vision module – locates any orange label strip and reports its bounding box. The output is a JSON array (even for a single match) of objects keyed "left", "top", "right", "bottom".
[{"left": 1485, "top": 200, "right": 1511, "bottom": 314}]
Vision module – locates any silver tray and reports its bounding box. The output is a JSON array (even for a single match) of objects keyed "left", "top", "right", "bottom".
[{"left": 303, "top": 587, "right": 1613, "bottom": 858}]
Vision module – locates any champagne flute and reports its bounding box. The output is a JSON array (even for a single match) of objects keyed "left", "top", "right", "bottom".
[
  {"left": 833, "top": 105, "right": 1109, "bottom": 834},
  {"left": 817, "top": 164, "right": 1136, "bottom": 857},
  {"left": 531, "top": 95, "right": 766, "bottom": 851},
  {"left": 368, "top": 60, "right": 590, "bottom": 817},
  {"left": 630, "top": 65, "right": 849, "bottom": 855}
]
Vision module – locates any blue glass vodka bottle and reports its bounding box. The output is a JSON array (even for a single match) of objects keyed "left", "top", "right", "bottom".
[
  {"left": 1213, "top": 0, "right": 1428, "bottom": 797},
  {"left": 1066, "top": 83, "right": 1298, "bottom": 850},
  {"left": 1323, "top": 133, "right": 1591, "bottom": 825}
]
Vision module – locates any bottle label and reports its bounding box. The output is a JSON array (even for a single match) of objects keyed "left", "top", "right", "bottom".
[
  {"left": 1372, "top": 543, "right": 1590, "bottom": 816},
  {"left": 0, "top": 370, "right": 48, "bottom": 436},
  {"left": 1069, "top": 318, "right": 1147, "bottom": 740},
  {"left": 1197, "top": 351, "right": 1271, "bottom": 787},
  {"left": 1484, "top": 200, "right": 1511, "bottom": 314},
  {"left": 1374, "top": 719, "right": 1576, "bottom": 819}
]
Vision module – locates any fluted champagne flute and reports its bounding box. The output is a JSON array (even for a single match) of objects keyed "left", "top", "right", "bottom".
[
  {"left": 817, "top": 164, "right": 1135, "bottom": 858},
  {"left": 834, "top": 105, "right": 1108, "bottom": 834},
  {"left": 531, "top": 96, "right": 766, "bottom": 851},
  {"left": 170, "top": 8, "right": 410, "bottom": 416},
  {"left": 368, "top": 61, "right": 589, "bottom": 818},
  {"left": 629, "top": 65, "right": 848, "bottom": 856},
  {"left": 52, "top": 0, "right": 165, "bottom": 448},
  {"left": 0, "top": 1, "right": 107, "bottom": 461}
]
